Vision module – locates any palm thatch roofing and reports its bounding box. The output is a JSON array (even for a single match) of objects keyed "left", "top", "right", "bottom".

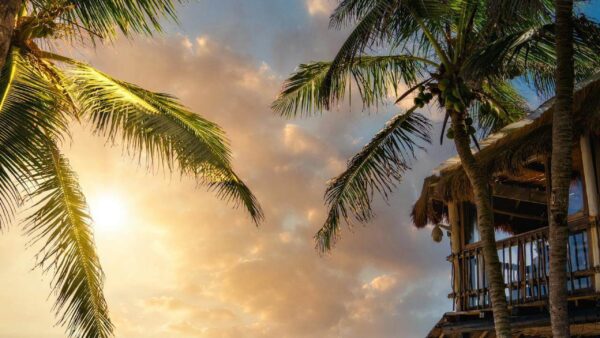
[{"left": 412, "top": 73, "right": 600, "bottom": 228}]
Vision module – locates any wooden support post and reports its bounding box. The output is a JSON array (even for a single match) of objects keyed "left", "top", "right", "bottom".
[
  {"left": 448, "top": 201, "right": 462, "bottom": 311},
  {"left": 580, "top": 134, "right": 600, "bottom": 291}
]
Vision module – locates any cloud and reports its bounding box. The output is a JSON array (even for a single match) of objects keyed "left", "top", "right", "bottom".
[
  {"left": 306, "top": 0, "right": 335, "bottom": 16},
  {"left": 0, "top": 9, "right": 454, "bottom": 337},
  {"left": 364, "top": 274, "right": 398, "bottom": 293}
]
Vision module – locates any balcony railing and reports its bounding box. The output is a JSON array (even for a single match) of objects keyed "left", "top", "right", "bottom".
[{"left": 450, "top": 221, "right": 596, "bottom": 311}]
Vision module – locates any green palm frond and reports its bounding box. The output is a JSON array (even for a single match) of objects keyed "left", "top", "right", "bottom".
[
  {"left": 25, "top": 141, "right": 112, "bottom": 338},
  {"left": 463, "top": 23, "right": 551, "bottom": 78},
  {"left": 316, "top": 109, "right": 431, "bottom": 252},
  {"left": 30, "top": 0, "right": 182, "bottom": 39},
  {"left": 331, "top": 0, "right": 447, "bottom": 30},
  {"left": 0, "top": 51, "right": 69, "bottom": 228},
  {"left": 472, "top": 79, "right": 529, "bottom": 137},
  {"left": 329, "top": 0, "right": 378, "bottom": 29},
  {"left": 482, "top": 0, "right": 553, "bottom": 33},
  {"left": 49, "top": 59, "right": 263, "bottom": 223},
  {"left": 323, "top": 0, "right": 453, "bottom": 108},
  {"left": 322, "top": 0, "right": 396, "bottom": 110},
  {"left": 464, "top": 17, "right": 600, "bottom": 94},
  {"left": 272, "top": 55, "right": 435, "bottom": 117}
]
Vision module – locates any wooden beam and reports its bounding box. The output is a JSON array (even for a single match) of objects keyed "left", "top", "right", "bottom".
[
  {"left": 439, "top": 305, "right": 600, "bottom": 335},
  {"left": 581, "top": 134, "right": 599, "bottom": 216},
  {"left": 448, "top": 202, "right": 462, "bottom": 312},
  {"left": 492, "top": 182, "right": 547, "bottom": 205},
  {"left": 493, "top": 209, "right": 546, "bottom": 222},
  {"left": 580, "top": 134, "right": 600, "bottom": 291}
]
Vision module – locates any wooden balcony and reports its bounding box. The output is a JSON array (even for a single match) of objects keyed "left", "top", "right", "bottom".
[{"left": 449, "top": 219, "right": 597, "bottom": 311}]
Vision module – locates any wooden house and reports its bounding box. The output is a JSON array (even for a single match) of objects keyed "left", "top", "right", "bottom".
[{"left": 415, "top": 74, "right": 600, "bottom": 337}]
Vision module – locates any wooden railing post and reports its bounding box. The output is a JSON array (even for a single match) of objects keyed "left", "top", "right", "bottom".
[
  {"left": 448, "top": 201, "right": 462, "bottom": 311},
  {"left": 580, "top": 134, "right": 600, "bottom": 291}
]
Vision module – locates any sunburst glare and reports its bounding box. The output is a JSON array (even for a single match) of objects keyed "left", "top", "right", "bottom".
[{"left": 89, "top": 192, "right": 128, "bottom": 232}]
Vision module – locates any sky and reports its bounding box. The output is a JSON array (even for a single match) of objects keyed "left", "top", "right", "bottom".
[{"left": 1, "top": 1, "right": 598, "bottom": 337}]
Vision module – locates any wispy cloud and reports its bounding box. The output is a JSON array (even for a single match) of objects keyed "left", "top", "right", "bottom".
[
  {"left": 306, "top": 0, "right": 335, "bottom": 16},
  {"left": 0, "top": 3, "right": 453, "bottom": 337}
]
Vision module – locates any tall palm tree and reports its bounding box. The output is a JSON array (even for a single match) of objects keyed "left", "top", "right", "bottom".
[
  {"left": 272, "top": 1, "right": 599, "bottom": 336},
  {"left": 0, "top": 0, "right": 20, "bottom": 71},
  {"left": 0, "top": 1, "right": 263, "bottom": 337},
  {"left": 549, "top": 0, "right": 575, "bottom": 336}
]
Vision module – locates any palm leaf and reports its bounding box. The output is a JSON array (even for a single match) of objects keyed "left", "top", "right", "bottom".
[
  {"left": 316, "top": 109, "right": 431, "bottom": 252},
  {"left": 0, "top": 51, "right": 69, "bottom": 228},
  {"left": 272, "top": 55, "right": 434, "bottom": 117},
  {"left": 329, "top": 0, "right": 378, "bottom": 29},
  {"left": 48, "top": 59, "right": 263, "bottom": 223},
  {"left": 322, "top": 0, "right": 396, "bottom": 110},
  {"left": 472, "top": 79, "right": 529, "bottom": 137},
  {"left": 30, "top": 0, "right": 181, "bottom": 39},
  {"left": 464, "top": 18, "right": 600, "bottom": 95},
  {"left": 323, "top": 0, "right": 453, "bottom": 109},
  {"left": 25, "top": 141, "right": 113, "bottom": 338},
  {"left": 481, "top": 0, "right": 553, "bottom": 34}
]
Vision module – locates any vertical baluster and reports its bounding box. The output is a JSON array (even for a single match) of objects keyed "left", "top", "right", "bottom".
[
  {"left": 509, "top": 239, "right": 513, "bottom": 304},
  {"left": 464, "top": 252, "right": 468, "bottom": 309},
  {"left": 529, "top": 235, "right": 534, "bottom": 300},
  {"left": 582, "top": 232, "right": 590, "bottom": 289},
  {"left": 467, "top": 250, "right": 472, "bottom": 309},
  {"left": 503, "top": 242, "right": 509, "bottom": 306},
  {"left": 574, "top": 232, "right": 581, "bottom": 272},
  {"left": 535, "top": 234, "right": 544, "bottom": 300},
  {"left": 568, "top": 234, "right": 576, "bottom": 291},
  {"left": 516, "top": 238, "right": 520, "bottom": 303},
  {"left": 451, "top": 254, "right": 456, "bottom": 311},
  {"left": 476, "top": 249, "right": 480, "bottom": 309},
  {"left": 519, "top": 237, "right": 525, "bottom": 304},
  {"left": 461, "top": 252, "right": 465, "bottom": 310},
  {"left": 466, "top": 251, "right": 470, "bottom": 309},
  {"left": 544, "top": 232, "right": 550, "bottom": 296},
  {"left": 582, "top": 231, "right": 589, "bottom": 272}
]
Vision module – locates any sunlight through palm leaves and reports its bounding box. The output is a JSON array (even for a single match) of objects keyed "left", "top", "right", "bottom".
[{"left": 0, "top": 2, "right": 263, "bottom": 337}]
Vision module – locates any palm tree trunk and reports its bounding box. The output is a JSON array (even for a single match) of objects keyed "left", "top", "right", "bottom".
[
  {"left": 0, "top": 0, "right": 19, "bottom": 72},
  {"left": 450, "top": 110, "right": 511, "bottom": 338},
  {"left": 549, "top": 1, "right": 574, "bottom": 337}
]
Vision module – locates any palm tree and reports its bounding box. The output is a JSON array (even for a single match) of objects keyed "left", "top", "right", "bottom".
[
  {"left": 0, "top": 1, "right": 263, "bottom": 337},
  {"left": 0, "top": 0, "right": 20, "bottom": 71},
  {"left": 549, "top": 0, "right": 575, "bottom": 336},
  {"left": 272, "top": 1, "right": 599, "bottom": 336}
]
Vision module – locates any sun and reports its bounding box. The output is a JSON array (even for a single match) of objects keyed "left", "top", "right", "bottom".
[{"left": 89, "top": 192, "right": 128, "bottom": 232}]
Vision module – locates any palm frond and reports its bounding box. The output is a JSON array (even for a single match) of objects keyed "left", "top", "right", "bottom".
[
  {"left": 329, "top": 0, "right": 377, "bottom": 29},
  {"left": 464, "top": 17, "right": 600, "bottom": 95},
  {"left": 316, "top": 109, "right": 431, "bottom": 252},
  {"left": 323, "top": 0, "right": 452, "bottom": 108},
  {"left": 50, "top": 59, "right": 263, "bottom": 223},
  {"left": 272, "top": 55, "right": 434, "bottom": 117},
  {"left": 463, "top": 23, "right": 550, "bottom": 78},
  {"left": 482, "top": 0, "right": 553, "bottom": 33},
  {"left": 472, "top": 79, "right": 529, "bottom": 137},
  {"left": 0, "top": 51, "right": 69, "bottom": 228},
  {"left": 30, "top": 0, "right": 181, "bottom": 39},
  {"left": 25, "top": 141, "right": 113, "bottom": 338},
  {"left": 321, "top": 0, "right": 396, "bottom": 110},
  {"left": 331, "top": 0, "right": 448, "bottom": 29}
]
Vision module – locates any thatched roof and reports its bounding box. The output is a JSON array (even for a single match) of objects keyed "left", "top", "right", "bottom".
[{"left": 412, "top": 73, "right": 600, "bottom": 228}]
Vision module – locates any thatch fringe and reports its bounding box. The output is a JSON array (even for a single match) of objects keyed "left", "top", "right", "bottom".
[{"left": 411, "top": 176, "right": 441, "bottom": 228}]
